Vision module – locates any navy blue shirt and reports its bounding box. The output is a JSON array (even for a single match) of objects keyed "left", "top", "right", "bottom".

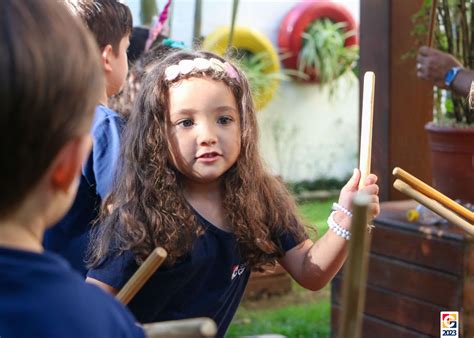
[
  {"left": 88, "top": 214, "right": 300, "bottom": 337},
  {"left": 0, "top": 247, "right": 145, "bottom": 338},
  {"left": 44, "top": 105, "right": 123, "bottom": 276}
]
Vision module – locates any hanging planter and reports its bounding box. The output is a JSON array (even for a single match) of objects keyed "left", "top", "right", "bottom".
[
  {"left": 278, "top": 1, "right": 358, "bottom": 83},
  {"left": 203, "top": 26, "right": 281, "bottom": 111}
]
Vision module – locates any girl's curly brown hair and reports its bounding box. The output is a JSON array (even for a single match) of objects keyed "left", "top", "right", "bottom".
[{"left": 88, "top": 50, "right": 308, "bottom": 270}]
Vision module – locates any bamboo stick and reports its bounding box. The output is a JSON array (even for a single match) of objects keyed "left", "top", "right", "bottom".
[
  {"left": 393, "top": 167, "right": 473, "bottom": 223},
  {"left": 359, "top": 70, "right": 375, "bottom": 285},
  {"left": 358, "top": 71, "right": 375, "bottom": 190},
  {"left": 338, "top": 71, "right": 376, "bottom": 338},
  {"left": 393, "top": 179, "right": 474, "bottom": 234},
  {"left": 143, "top": 317, "right": 217, "bottom": 338},
  {"left": 427, "top": 0, "right": 438, "bottom": 47},
  {"left": 116, "top": 247, "right": 167, "bottom": 305},
  {"left": 227, "top": 0, "right": 240, "bottom": 51},
  {"left": 459, "top": 0, "right": 470, "bottom": 66},
  {"left": 470, "top": 0, "right": 474, "bottom": 69},
  {"left": 192, "top": 0, "right": 202, "bottom": 47},
  {"left": 338, "top": 193, "right": 371, "bottom": 338},
  {"left": 441, "top": 0, "right": 454, "bottom": 53}
]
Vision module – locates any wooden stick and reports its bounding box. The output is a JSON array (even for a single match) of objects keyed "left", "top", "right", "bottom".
[
  {"left": 227, "top": 0, "right": 240, "bottom": 50},
  {"left": 192, "top": 0, "right": 202, "bottom": 47},
  {"left": 338, "top": 71, "right": 376, "bottom": 338},
  {"left": 359, "top": 72, "right": 375, "bottom": 189},
  {"left": 393, "top": 179, "right": 474, "bottom": 234},
  {"left": 116, "top": 247, "right": 167, "bottom": 305},
  {"left": 338, "top": 193, "right": 371, "bottom": 338},
  {"left": 393, "top": 167, "right": 473, "bottom": 223},
  {"left": 143, "top": 317, "right": 217, "bottom": 338},
  {"left": 427, "top": 0, "right": 438, "bottom": 47}
]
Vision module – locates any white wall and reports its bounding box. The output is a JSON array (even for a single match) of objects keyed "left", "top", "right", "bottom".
[{"left": 126, "top": 0, "right": 360, "bottom": 182}]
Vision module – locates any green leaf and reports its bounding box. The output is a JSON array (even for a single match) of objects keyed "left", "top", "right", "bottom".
[{"left": 298, "top": 18, "right": 359, "bottom": 92}]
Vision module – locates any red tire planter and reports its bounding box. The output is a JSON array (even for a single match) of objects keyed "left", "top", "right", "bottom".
[{"left": 278, "top": 1, "right": 358, "bottom": 81}]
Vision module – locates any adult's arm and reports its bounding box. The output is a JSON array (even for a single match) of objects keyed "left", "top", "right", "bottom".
[{"left": 416, "top": 46, "right": 473, "bottom": 97}]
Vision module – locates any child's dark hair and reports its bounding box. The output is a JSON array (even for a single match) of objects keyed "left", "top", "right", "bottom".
[
  {"left": 89, "top": 50, "right": 307, "bottom": 270},
  {"left": 109, "top": 44, "right": 176, "bottom": 119},
  {"left": 0, "top": 0, "right": 103, "bottom": 217},
  {"left": 72, "top": 0, "right": 132, "bottom": 54}
]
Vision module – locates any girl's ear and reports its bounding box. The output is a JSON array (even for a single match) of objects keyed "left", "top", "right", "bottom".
[
  {"left": 51, "top": 135, "right": 92, "bottom": 193},
  {"left": 101, "top": 44, "right": 114, "bottom": 73}
]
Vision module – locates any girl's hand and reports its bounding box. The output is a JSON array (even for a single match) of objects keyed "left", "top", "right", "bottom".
[{"left": 338, "top": 168, "right": 380, "bottom": 222}]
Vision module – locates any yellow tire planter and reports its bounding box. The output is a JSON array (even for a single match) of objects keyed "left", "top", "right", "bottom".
[{"left": 202, "top": 26, "right": 280, "bottom": 111}]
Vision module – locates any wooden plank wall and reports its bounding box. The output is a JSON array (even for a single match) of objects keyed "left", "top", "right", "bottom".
[
  {"left": 331, "top": 221, "right": 467, "bottom": 337},
  {"left": 359, "top": 0, "right": 433, "bottom": 201}
]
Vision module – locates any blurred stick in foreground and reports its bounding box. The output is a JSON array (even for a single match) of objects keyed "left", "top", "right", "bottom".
[
  {"left": 143, "top": 317, "right": 217, "bottom": 338},
  {"left": 116, "top": 247, "right": 167, "bottom": 305},
  {"left": 338, "top": 193, "right": 371, "bottom": 338}
]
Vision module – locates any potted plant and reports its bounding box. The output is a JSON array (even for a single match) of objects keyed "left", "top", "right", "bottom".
[
  {"left": 278, "top": 1, "right": 358, "bottom": 85},
  {"left": 297, "top": 17, "right": 359, "bottom": 93},
  {"left": 413, "top": 0, "right": 474, "bottom": 203}
]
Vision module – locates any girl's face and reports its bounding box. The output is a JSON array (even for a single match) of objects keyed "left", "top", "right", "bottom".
[{"left": 167, "top": 77, "right": 241, "bottom": 185}]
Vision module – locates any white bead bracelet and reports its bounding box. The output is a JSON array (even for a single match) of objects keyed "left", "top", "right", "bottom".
[
  {"left": 332, "top": 202, "right": 353, "bottom": 218},
  {"left": 328, "top": 212, "right": 351, "bottom": 240}
]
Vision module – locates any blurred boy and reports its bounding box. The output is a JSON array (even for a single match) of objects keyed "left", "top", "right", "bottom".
[
  {"left": 0, "top": 0, "right": 144, "bottom": 337},
  {"left": 44, "top": 0, "right": 132, "bottom": 275}
]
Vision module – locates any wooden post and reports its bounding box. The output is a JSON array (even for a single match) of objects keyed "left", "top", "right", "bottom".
[
  {"left": 116, "top": 247, "right": 167, "bottom": 305},
  {"left": 143, "top": 317, "right": 217, "bottom": 338},
  {"left": 338, "top": 193, "right": 371, "bottom": 338}
]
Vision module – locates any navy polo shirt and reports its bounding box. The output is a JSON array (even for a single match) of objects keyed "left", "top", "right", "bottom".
[
  {"left": 88, "top": 213, "right": 300, "bottom": 337},
  {"left": 0, "top": 247, "right": 145, "bottom": 338},
  {"left": 44, "top": 105, "right": 124, "bottom": 276}
]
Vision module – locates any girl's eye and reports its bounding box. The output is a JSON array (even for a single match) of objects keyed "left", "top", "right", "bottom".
[
  {"left": 217, "top": 116, "right": 233, "bottom": 125},
  {"left": 177, "top": 119, "right": 194, "bottom": 128}
]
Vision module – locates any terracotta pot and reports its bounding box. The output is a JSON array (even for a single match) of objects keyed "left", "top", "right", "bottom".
[{"left": 425, "top": 122, "right": 474, "bottom": 203}]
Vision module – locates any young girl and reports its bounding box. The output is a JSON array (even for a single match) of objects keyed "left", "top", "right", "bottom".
[{"left": 86, "top": 50, "right": 380, "bottom": 337}]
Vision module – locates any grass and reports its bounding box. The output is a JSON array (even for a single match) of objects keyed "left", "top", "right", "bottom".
[
  {"left": 226, "top": 198, "right": 336, "bottom": 337},
  {"left": 226, "top": 298, "right": 330, "bottom": 337},
  {"left": 298, "top": 198, "right": 336, "bottom": 240}
]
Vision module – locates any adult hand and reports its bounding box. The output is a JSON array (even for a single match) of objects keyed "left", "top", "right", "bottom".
[{"left": 416, "top": 46, "right": 463, "bottom": 89}]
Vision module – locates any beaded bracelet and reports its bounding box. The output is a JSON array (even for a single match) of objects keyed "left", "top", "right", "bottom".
[
  {"left": 332, "top": 202, "right": 353, "bottom": 218},
  {"left": 327, "top": 212, "right": 351, "bottom": 240}
]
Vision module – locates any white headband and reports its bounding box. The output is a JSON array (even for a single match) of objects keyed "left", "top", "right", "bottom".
[{"left": 164, "top": 57, "right": 240, "bottom": 82}]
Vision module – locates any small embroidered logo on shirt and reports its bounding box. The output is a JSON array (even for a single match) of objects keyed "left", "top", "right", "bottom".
[{"left": 231, "top": 264, "right": 246, "bottom": 280}]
